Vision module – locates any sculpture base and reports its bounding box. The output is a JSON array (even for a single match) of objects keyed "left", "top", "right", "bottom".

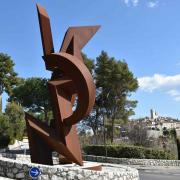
[
  {"left": 0, "top": 154, "right": 139, "bottom": 179},
  {"left": 54, "top": 161, "right": 102, "bottom": 171}
]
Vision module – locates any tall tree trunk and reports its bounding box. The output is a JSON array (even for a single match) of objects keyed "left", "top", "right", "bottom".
[
  {"left": 177, "top": 138, "right": 180, "bottom": 160},
  {"left": 0, "top": 93, "right": 2, "bottom": 113},
  {"left": 92, "top": 128, "right": 97, "bottom": 145},
  {"left": 111, "top": 118, "right": 115, "bottom": 143},
  {"left": 103, "top": 114, "right": 106, "bottom": 145},
  {"left": 44, "top": 110, "right": 48, "bottom": 125}
]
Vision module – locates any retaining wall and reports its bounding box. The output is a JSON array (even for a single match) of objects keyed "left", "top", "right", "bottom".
[
  {"left": 0, "top": 153, "right": 139, "bottom": 180},
  {"left": 84, "top": 155, "right": 180, "bottom": 166}
]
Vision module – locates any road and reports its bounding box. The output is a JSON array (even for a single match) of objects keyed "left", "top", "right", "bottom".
[{"left": 139, "top": 168, "right": 180, "bottom": 180}]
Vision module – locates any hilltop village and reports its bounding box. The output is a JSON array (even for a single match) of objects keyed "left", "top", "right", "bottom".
[{"left": 135, "top": 109, "right": 180, "bottom": 131}]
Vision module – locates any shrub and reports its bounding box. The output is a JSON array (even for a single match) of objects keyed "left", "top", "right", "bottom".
[
  {"left": 0, "top": 134, "right": 10, "bottom": 148},
  {"left": 83, "top": 145, "right": 176, "bottom": 160},
  {"left": 0, "top": 113, "right": 11, "bottom": 148}
]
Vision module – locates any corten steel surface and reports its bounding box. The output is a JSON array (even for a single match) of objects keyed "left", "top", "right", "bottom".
[{"left": 25, "top": 4, "right": 100, "bottom": 167}]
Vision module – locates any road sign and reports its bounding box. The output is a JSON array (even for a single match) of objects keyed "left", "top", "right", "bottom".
[{"left": 29, "top": 167, "right": 41, "bottom": 179}]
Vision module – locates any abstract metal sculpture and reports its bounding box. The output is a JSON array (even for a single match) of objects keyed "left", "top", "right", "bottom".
[{"left": 25, "top": 4, "right": 100, "bottom": 168}]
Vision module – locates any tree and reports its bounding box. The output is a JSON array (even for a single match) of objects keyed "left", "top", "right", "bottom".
[
  {"left": 81, "top": 105, "right": 103, "bottom": 141},
  {"left": 0, "top": 113, "right": 11, "bottom": 148},
  {"left": 95, "top": 51, "right": 138, "bottom": 143},
  {"left": 81, "top": 53, "right": 103, "bottom": 144},
  {"left": 0, "top": 102, "right": 26, "bottom": 147},
  {"left": 9, "top": 78, "right": 51, "bottom": 123},
  {"left": 128, "top": 124, "right": 148, "bottom": 146},
  {"left": 5, "top": 102, "right": 25, "bottom": 141},
  {"left": 80, "top": 51, "right": 138, "bottom": 144},
  {"left": 82, "top": 53, "right": 95, "bottom": 74},
  {"left": 0, "top": 53, "right": 19, "bottom": 112}
]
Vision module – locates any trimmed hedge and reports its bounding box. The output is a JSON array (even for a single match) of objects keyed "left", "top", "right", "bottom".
[{"left": 83, "top": 145, "right": 176, "bottom": 160}]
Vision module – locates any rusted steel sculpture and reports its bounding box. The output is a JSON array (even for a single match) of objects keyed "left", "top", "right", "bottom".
[{"left": 25, "top": 4, "right": 100, "bottom": 168}]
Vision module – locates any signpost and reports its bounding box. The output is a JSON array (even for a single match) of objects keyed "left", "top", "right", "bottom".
[{"left": 29, "top": 167, "right": 41, "bottom": 179}]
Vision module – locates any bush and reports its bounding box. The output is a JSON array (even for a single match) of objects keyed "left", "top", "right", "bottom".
[
  {"left": 0, "top": 113, "right": 11, "bottom": 148},
  {"left": 5, "top": 102, "right": 25, "bottom": 141},
  {"left": 83, "top": 145, "right": 176, "bottom": 160},
  {"left": 0, "top": 134, "right": 10, "bottom": 148}
]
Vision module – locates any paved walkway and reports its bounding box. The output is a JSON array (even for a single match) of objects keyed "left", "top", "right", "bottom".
[
  {"left": 129, "top": 165, "right": 180, "bottom": 170},
  {"left": 139, "top": 168, "right": 180, "bottom": 180},
  {"left": 128, "top": 165, "right": 180, "bottom": 180}
]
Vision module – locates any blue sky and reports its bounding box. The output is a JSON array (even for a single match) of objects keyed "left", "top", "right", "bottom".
[{"left": 1, "top": 0, "right": 180, "bottom": 119}]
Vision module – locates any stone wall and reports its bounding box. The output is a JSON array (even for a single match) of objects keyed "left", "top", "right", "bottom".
[
  {"left": 84, "top": 155, "right": 180, "bottom": 166},
  {"left": 0, "top": 153, "right": 30, "bottom": 163},
  {"left": 0, "top": 154, "right": 139, "bottom": 180},
  {"left": 0, "top": 153, "right": 59, "bottom": 165}
]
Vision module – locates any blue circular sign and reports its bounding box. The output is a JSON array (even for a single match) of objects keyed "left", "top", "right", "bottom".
[{"left": 29, "top": 167, "right": 41, "bottom": 179}]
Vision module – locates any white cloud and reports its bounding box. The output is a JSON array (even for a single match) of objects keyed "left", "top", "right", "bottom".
[
  {"left": 167, "top": 89, "right": 180, "bottom": 97},
  {"left": 122, "top": 0, "right": 159, "bottom": 8},
  {"left": 122, "top": 0, "right": 139, "bottom": 7},
  {"left": 132, "top": 0, "right": 139, "bottom": 7},
  {"left": 175, "top": 96, "right": 180, "bottom": 102},
  {"left": 138, "top": 74, "right": 180, "bottom": 92},
  {"left": 167, "top": 90, "right": 180, "bottom": 102},
  {"left": 124, "top": 0, "right": 129, "bottom": 5},
  {"left": 147, "top": 1, "right": 159, "bottom": 8},
  {"left": 138, "top": 74, "right": 180, "bottom": 101}
]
